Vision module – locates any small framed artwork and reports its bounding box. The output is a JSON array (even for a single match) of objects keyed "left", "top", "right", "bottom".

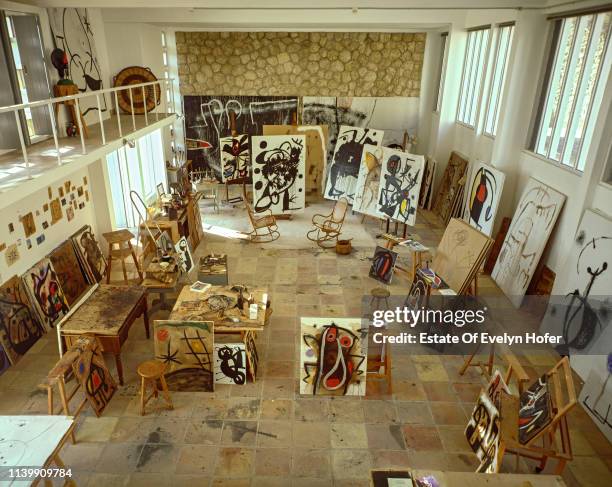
[{"left": 157, "top": 183, "right": 165, "bottom": 198}]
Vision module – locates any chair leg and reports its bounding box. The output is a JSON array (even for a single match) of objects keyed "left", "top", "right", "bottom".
[
  {"left": 140, "top": 377, "right": 147, "bottom": 416},
  {"left": 159, "top": 375, "right": 174, "bottom": 410}
]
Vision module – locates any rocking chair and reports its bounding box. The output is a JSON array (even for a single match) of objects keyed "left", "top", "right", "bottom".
[
  {"left": 307, "top": 197, "right": 349, "bottom": 248},
  {"left": 245, "top": 199, "right": 280, "bottom": 243}
]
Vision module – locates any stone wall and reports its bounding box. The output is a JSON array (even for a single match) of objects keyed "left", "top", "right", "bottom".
[{"left": 176, "top": 32, "right": 425, "bottom": 97}]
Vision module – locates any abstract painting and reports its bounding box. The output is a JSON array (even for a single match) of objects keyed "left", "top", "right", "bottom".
[
  {"left": 0, "top": 343, "right": 9, "bottom": 375},
  {"left": 245, "top": 331, "right": 259, "bottom": 381},
  {"left": 377, "top": 147, "right": 425, "bottom": 225},
  {"left": 302, "top": 96, "right": 419, "bottom": 161},
  {"left": 325, "top": 125, "right": 383, "bottom": 203},
  {"left": 539, "top": 209, "right": 612, "bottom": 378},
  {"left": 432, "top": 218, "right": 493, "bottom": 294},
  {"left": 465, "top": 391, "right": 501, "bottom": 473},
  {"left": 0, "top": 276, "right": 45, "bottom": 366},
  {"left": 433, "top": 151, "right": 469, "bottom": 223},
  {"left": 22, "top": 258, "right": 70, "bottom": 330},
  {"left": 184, "top": 95, "right": 298, "bottom": 177},
  {"left": 418, "top": 157, "right": 437, "bottom": 210},
  {"left": 49, "top": 240, "right": 90, "bottom": 306},
  {"left": 71, "top": 336, "right": 116, "bottom": 416},
  {"left": 251, "top": 135, "right": 306, "bottom": 214},
  {"left": 154, "top": 320, "right": 214, "bottom": 392},
  {"left": 352, "top": 144, "right": 384, "bottom": 218},
  {"left": 485, "top": 369, "right": 510, "bottom": 408},
  {"left": 175, "top": 236, "right": 194, "bottom": 274},
  {"left": 219, "top": 134, "right": 250, "bottom": 181},
  {"left": 579, "top": 363, "right": 612, "bottom": 442},
  {"left": 404, "top": 268, "right": 430, "bottom": 311},
  {"left": 518, "top": 375, "right": 553, "bottom": 444},
  {"left": 463, "top": 162, "right": 505, "bottom": 237},
  {"left": 214, "top": 343, "right": 247, "bottom": 385},
  {"left": 492, "top": 178, "right": 565, "bottom": 308},
  {"left": 71, "top": 225, "right": 107, "bottom": 283},
  {"left": 263, "top": 124, "right": 329, "bottom": 192},
  {"left": 369, "top": 246, "right": 399, "bottom": 285},
  {"left": 48, "top": 8, "right": 107, "bottom": 118},
  {"left": 300, "top": 317, "right": 367, "bottom": 396}
]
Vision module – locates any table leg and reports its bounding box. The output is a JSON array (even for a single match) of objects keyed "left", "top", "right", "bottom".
[
  {"left": 115, "top": 354, "right": 124, "bottom": 386},
  {"left": 58, "top": 379, "right": 76, "bottom": 444},
  {"left": 106, "top": 243, "right": 113, "bottom": 284},
  {"left": 128, "top": 241, "right": 143, "bottom": 281},
  {"left": 142, "top": 298, "right": 150, "bottom": 339}
]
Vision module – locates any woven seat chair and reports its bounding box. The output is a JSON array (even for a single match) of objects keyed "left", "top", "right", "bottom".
[
  {"left": 306, "top": 197, "right": 349, "bottom": 248},
  {"left": 245, "top": 199, "right": 280, "bottom": 243}
]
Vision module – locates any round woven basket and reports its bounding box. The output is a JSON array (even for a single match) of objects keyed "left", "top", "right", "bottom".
[
  {"left": 113, "top": 66, "right": 161, "bottom": 114},
  {"left": 336, "top": 239, "right": 352, "bottom": 255}
]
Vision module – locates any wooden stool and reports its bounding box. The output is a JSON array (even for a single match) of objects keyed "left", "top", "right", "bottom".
[
  {"left": 103, "top": 229, "right": 143, "bottom": 284},
  {"left": 370, "top": 287, "right": 391, "bottom": 310},
  {"left": 53, "top": 84, "right": 89, "bottom": 137},
  {"left": 137, "top": 360, "right": 173, "bottom": 416}
]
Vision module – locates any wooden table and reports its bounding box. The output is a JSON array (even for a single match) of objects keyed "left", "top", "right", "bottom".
[
  {"left": 0, "top": 415, "right": 76, "bottom": 487},
  {"left": 60, "top": 285, "right": 148, "bottom": 385},
  {"left": 370, "top": 469, "right": 566, "bottom": 487}
]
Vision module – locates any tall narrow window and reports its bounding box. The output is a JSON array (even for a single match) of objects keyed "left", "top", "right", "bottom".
[
  {"left": 457, "top": 27, "right": 491, "bottom": 127},
  {"left": 433, "top": 32, "right": 449, "bottom": 112},
  {"left": 531, "top": 10, "right": 612, "bottom": 170},
  {"left": 483, "top": 23, "right": 514, "bottom": 136}
]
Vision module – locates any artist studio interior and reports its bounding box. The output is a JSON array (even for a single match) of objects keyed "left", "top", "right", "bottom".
[{"left": 0, "top": 1, "right": 611, "bottom": 486}]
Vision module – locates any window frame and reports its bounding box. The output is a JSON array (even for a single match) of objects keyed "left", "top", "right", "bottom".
[
  {"left": 528, "top": 9, "right": 612, "bottom": 172},
  {"left": 433, "top": 32, "right": 449, "bottom": 113},
  {"left": 456, "top": 25, "right": 492, "bottom": 128}
]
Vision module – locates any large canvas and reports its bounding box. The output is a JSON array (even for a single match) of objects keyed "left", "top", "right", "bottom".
[
  {"left": 71, "top": 225, "right": 107, "bottom": 283},
  {"left": 184, "top": 95, "right": 298, "bottom": 178},
  {"left": 540, "top": 209, "right": 612, "bottom": 373},
  {"left": 0, "top": 276, "right": 45, "bottom": 366},
  {"left": 352, "top": 144, "right": 384, "bottom": 218},
  {"left": 418, "top": 156, "right": 437, "bottom": 209},
  {"left": 22, "top": 258, "right": 70, "bottom": 330},
  {"left": 251, "top": 135, "right": 306, "bottom": 214},
  {"left": 377, "top": 147, "right": 425, "bottom": 225},
  {"left": 219, "top": 134, "right": 250, "bottom": 181},
  {"left": 369, "top": 246, "right": 399, "bottom": 285},
  {"left": 463, "top": 162, "right": 505, "bottom": 237},
  {"left": 404, "top": 269, "right": 430, "bottom": 311},
  {"left": 325, "top": 125, "right": 383, "bottom": 202},
  {"left": 465, "top": 391, "right": 502, "bottom": 473},
  {"left": 492, "top": 178, "right": 565, "bottom": 308},
  {"left": 48, "top": 8, "right": 107, "bottom": 120},
  {"left": 49, "top": 240, "right": 90, "bottom": 306},
  {"left": 175, "top": 236, "right": 194, "bottom": 274},
  {"left": 300, "top": 317, "right": 367, "bottom": 396},
  {"left": 579, "top": 366, "right": 612, "bottom": 442},
  {"left": 432, "top": 218, "right": 493, "bottom": 294},
  {"left": 518, "top": 375, "right": 553, "bottom": 444},
  {"left": 263, "top": 124, "right": 329, "bottom": 192},
  {"left": 214, "top": 342, "right": 247, "bottom": 385},
  {"left": 71, "top": 336, "right": 117, "bottom": 416},
  {"left": 154, "top": 320, "right": 214, "bottom": 392},
  {"left": 433, "top": 151, "right": 469, "bottom": 222},
  {"left": 302, "top": 96, "right": 420, "bottom": 162}
]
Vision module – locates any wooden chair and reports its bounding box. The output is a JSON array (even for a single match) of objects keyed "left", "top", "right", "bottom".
[
  {"left": 103, "top": 229, "right": 143, "bottom": 284},
  {"left": 245, "top": 199, "right": 280, "bottom": 243},
  {"left": 306, "top": 197, "right": 349, "bottom": 248}
]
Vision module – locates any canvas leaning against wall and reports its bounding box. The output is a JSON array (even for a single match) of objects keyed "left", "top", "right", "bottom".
[
  {"left": 300, "top": 317, "right": 368, "bottom": 396},
  {"left": 376, "top": 147, "right": 425, "bottom": 226},
  {"left": 352, "top": 144, "right": 385, "bottom": 218},
  {"left": 492, "top": 178, "right": 565, "bottom": 308},
  {"left": 251, "top": 135, "right": 306, "bottom": 214},
  {"left": 463, "top": 162, "right": 506, "bottom": 237}
]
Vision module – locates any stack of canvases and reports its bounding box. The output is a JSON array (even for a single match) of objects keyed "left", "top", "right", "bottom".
[
  {"left": 0, "top": 225, "right": 107, "bottom": 375},
  {"left": 432, "top": 151, "right": 469, "bottom": 225}
]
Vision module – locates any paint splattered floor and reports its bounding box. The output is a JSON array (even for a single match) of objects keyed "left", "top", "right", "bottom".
[{"left": 0, "top": 196, "right": 610, "bottom": 487}]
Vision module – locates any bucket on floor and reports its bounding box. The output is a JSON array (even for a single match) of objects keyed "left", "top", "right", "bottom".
[{"left": 336, "top": 239, "right": 352, "bottom": 255}]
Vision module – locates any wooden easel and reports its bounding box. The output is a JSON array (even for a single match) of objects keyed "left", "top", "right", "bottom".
[
  {"left": 498, "top": 357, "right": 576, "bottom": 475},
  {"left": 367, "top": 341, "right": 393, "bottom": 395},
  {"left": 380, "top": 232, "right": 430, "bottom": 281}
]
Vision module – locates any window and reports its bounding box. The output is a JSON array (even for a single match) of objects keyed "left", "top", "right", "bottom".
[
  {"left": 483, "top": 24, "right": 514, "bottom": 136},
  {"left": 161, "top": 31, "right": 171, "bottom": 104},
  {"left": 106, "top": 129, "right": 166, "bottom": 229},
  {"left": 531, "top": 10, "right": 612, "bottom": 170},
  {"left": 433, "top": 33, "right": 449, "bottom": 112},
  {"left": 457, "top": 27, "right": 491, "bottom": 127}
]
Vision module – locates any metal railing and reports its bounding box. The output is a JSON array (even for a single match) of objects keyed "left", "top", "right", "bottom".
[{"left": 0, "top": 78, "right": 176, "bottom": 177}]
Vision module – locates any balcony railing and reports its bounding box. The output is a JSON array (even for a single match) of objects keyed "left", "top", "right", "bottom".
[{"left": 0, "top": 78, "right": 177, "bottom": 178}]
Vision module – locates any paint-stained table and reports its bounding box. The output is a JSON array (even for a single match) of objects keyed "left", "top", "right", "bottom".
[
  {"left": 60, "top": 284, "right": 148, "bottom": 385},
  {"left": 169, "top": 284, "right": 269, "bottom": 380}
]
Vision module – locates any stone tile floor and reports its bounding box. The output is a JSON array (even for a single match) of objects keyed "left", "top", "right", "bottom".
[{"left": 0, "top": 196, "right": 610, "bottom": 486}]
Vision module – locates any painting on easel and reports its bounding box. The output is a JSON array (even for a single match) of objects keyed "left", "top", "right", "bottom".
[
  {"left": 219, "top": 134, "right": 250, "bottom": 181},
  {"left": 369, "top": 246, "right": 399, "bottom": 285}
]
